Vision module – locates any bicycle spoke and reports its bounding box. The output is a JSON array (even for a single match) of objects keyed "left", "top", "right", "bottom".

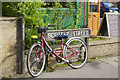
[
  {"left": 64, "top": 38, "right": 88, "bottom": 69},
  {"left": 27, "top": 43, "right": 46, "bottom": 77},
  {"left": 30, "top": 61, "right": 38, "bottom": 69}
]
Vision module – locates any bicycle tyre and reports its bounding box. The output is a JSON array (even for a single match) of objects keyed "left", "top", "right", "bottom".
[
  {"left": 27, "top": 42, "right": 46, "bottom": 77},
  {"left": 63, "top": 37, "right": 88, "bottom": 69}
]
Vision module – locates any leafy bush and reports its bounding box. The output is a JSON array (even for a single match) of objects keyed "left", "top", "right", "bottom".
[{"left": 2, "top": 2, "right": 81, "bottom": 49}]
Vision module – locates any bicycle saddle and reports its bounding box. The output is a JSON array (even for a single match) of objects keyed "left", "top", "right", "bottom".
[{"left": 58, "top": 35, "right": 68, "bottom": 39}]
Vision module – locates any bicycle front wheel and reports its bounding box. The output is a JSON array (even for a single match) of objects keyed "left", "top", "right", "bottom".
[
  {"left": 63, "top": 37, "right": 88, "bottom": 69},
  {"left": 27, "top": 42, "right": 46, "bottom": 77}
]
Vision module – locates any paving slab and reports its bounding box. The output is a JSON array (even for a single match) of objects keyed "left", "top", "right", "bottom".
[
  {"left": 37, "top": 60, "right": 118, "bottom": 78},
  {"left": 98, "top": 56, "right": 118, "bottom": 67}
]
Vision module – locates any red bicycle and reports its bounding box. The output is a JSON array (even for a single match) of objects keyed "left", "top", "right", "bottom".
[{"left": 27, "top": 25, "right": 88, "bottom": 77}]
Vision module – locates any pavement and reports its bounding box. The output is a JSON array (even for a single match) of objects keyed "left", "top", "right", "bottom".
[{"left": 10, "top": 55, "right": 119, "bottom": 79}]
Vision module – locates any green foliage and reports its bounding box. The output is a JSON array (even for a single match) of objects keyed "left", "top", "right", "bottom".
[
  {"left": 2, "top": 2, "right": 82, "bottom": 49},
  {"left": 2, "top": 2, "right": 20, "bottom": 17},
  {"left": 89, "top": 36, "right": 107, "bottom": 41}
]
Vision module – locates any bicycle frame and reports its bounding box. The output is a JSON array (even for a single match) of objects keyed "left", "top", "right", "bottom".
[{"left": 37, "top": 34, "right": 79, "bottom": 62}]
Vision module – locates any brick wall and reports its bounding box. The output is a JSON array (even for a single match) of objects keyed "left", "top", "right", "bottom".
[{"left": 0, "top": 17, "right": 22, "bottom": 77}]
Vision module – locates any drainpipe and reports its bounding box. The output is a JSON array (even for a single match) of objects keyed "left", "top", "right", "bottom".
[
  {"left": 20, "top": 2, "right": 25, "bottom": 74},
  {"left": 85, "top": 26, "right": 90, "bottom": 54},
  {"left": 20, "top": 16, "right": 25, "bottom": 74},
  {"left": 85, "top": 1, "right": 89, "bottom": 50},
  {"left": 0, "top": 1, "right": 2, "bottom": 79}
]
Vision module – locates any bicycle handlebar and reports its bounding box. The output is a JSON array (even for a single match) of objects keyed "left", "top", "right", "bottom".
[
  {"left": 48, "top": 25, "right": 55, "bottom": 27},
  {"left": 36, "top": 25, "right": 55, "bottom": 29},
  {"left": 37, "top": 24, "right": 55, "bottom": 33}
]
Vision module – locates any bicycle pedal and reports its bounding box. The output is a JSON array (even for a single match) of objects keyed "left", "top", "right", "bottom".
[
  {"left": 56, "top": 57, "right": 62, "bottom": 63},
  {"left": 69, "top": 61, "right": 72, "bottom": 64},
  {"left": 52, "top": 55, "right": 56, "bottom": 57},
  {"left": 50, "top": 54, "right": 56, "bottom": 57}
]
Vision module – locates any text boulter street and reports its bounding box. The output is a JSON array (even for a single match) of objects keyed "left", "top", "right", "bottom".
[{"left": 45, "top": 28, "right": 91, "bottom": 41}]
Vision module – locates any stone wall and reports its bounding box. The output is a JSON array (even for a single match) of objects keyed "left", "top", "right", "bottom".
[
  {"left": 88, "top": 40, "right": 119, "bottom": 58},
  {"left": 0, "top": 17, "right": 22, "bottom": 77}
]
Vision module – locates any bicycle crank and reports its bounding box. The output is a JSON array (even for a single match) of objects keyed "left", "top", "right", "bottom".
[{"left": 56, "top": 57, "right": 62, "bottom": 63}]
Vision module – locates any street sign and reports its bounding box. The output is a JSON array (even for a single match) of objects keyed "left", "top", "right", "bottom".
[{"left": 45, "top": 28, "right": 91, "bottom": 41}]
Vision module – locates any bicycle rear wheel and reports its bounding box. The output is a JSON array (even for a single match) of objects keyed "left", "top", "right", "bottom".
[
  {"left": 63, "top": 37, "right": 88, "bottom": 69},
  {"left": 27, "top": 43, "right": 46, "bottom": 77}
]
